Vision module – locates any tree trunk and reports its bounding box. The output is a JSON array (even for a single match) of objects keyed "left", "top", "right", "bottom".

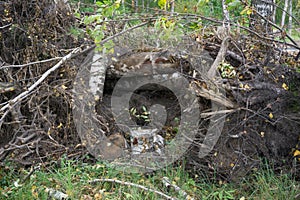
[
  {"left": 281, "top": 0, "right": 289, "bottom": 27},
  {"left": 132, "top": 0, "right": 138, "bottom": 12},
  {"left": 135, "top": 0, "right": 139, "bottom": 12},
  {"left": 170, "top": 0, "right": 175, "bottom": 15},
  {"left": 146, "top": 0, "right": 149, "bottom": 12},
  {"left": 288, "top": 0, "right": 292, "bottom": 35},
  {"left": 222, "top": 0, "right": 230, "bottom": 24},
  {"left": 272, "top": 0, "right": 276, "bottom": 23},
  {"left": 122, "top": 0, "right": 125, "bottom": 11},
  {"left": 141, "top": 0, "right": 144, "bottom": 11},
  {"left": 251, "top": 0, "right": 274, "bottom": 33}
]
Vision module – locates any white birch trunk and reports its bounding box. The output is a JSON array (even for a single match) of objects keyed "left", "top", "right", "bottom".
[
  {"left": 288, "top": 0, "right": 292, "bottom": 35},
  {"left": 222, "top": 0, "right": 230, "bottom": 24},
  {"left": 135, "top": 0, "right": 138, "bottom": 12},
  {"left": 146, "top": 0, "right": 149, "bottom": 12},
  {"left": 272, "top": 0, "right": 276, "bottom": 23},
  {"left": 170, "top": 0, "right": 175, "bottom": 15},
  {"left": 281, "top": 0, "right": 289, "bottom": 27}
]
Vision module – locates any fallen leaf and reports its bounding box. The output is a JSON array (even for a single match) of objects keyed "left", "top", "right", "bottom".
[
  {"left": 282, "top": 83, "right": 289, "bottom": 90},
  {"left": 269, "top": 113, "right": 273, "bottom": 119},
  {"left": 294, "top": 150, "right": 300, "bottom": 157}
]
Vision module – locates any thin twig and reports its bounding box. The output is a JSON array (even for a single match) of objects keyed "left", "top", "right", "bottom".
[
  {"left": 179, "top": 13, "right": 300, "bottom": 50},
  {"left": 89, "top": 178, "right": 176, "bottom": 200},
  {"left": 162, "top": 177, "right": 193, "bottom": 200},
  {"left": 70, "top": 21, "right": 152, "bottom": 56},
  {"left": 0, "top": 23, "right": 11, "bottom": 29},
  {"left": 256, "top": 0, "right": 300, "bottom": 25},
  {"left": 250, "top": 3, "right": 299, "bottom": 47},
  {"left": 99, "top": 20, "right": 151, "bottom": 45},
  {"left": 0, "top": 47, "right": 80, "bottom": 112},
  {"left": 0, "top": 57, "right": 63, "bottom": 69},
  {"left": 200, "top": 108, "right": 239, "bottom": 118}
]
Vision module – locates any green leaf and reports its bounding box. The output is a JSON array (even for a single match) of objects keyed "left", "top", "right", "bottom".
[
  {"left": 74, "top": 12, "right": 80, "bottom": 18},
  {"left": 142, "top": 106, "right": 147, "bottom": 112},
  {"left": 140, "top": 115, "right": 149, "bottom": 119},
  {"left": 227, "top": 0, "right": 241, "bottom": 11}
]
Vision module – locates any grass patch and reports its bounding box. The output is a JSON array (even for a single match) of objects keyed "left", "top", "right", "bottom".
[{"left": 0, "top": 158, "right": 299, "bottom": 200}]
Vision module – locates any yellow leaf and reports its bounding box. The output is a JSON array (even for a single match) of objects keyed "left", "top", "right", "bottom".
[
  {"left": 294, "top": 150, "right": 300, "bottom": 157},
  {"left": 269, "top": 113, "right": 273, "bottom": 119},
  {"left": 282, "top": 83, "right": 289, "bottom": 90},
  {"left": 57, "top": 122, "right": 63, "bottom": 129},
  {"left": 240, "top": 6, "right": 252, "bottom": 15},
  {"left": 246, "top": 8, "right": 253, "bottom": 15},
  {"left": 230, "top": 163, "right": 235, "bottom": 167},
  {"left": 244, "top": 84, "right": 250, "bottom": 89},
  {"left": 158, "top": 0, "right": 167, "bottom": 9},
  {"left": 61, "top": 85, "right": 68, "bottom": 90}
]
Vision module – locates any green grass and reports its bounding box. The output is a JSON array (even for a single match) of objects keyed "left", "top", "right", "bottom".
[{"left": 0, "top": 157, "right": 299, "bottom": 200}]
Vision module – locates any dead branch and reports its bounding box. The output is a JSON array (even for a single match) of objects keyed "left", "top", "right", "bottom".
[
  {"left": 0, "top": 23, "right": 11, "bottom": 29},
  {"left": 0, "top": 47, "right": 80, "bottom": 113},
  {"left": 0, "top": 57, "right": 63, "bottom": 69},
  {"left": 162, "top": 177, "right": 193, "bottom": 200},
  {"left": 207, "top": 35, "right": 231, "bottom": 78},
  {"left": 241, "top": 0, "right": 299, "bottom": 48}
]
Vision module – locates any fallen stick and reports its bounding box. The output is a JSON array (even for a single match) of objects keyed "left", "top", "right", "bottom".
[{"left": 89, "top": 178, "right": 176, "bottom": 200}]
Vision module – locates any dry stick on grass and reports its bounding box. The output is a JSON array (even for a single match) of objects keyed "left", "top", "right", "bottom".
[
  {"left": 162, "top": 177, "right": 194, "bottom": 200},
  {"left": 89, "top": 178, "right": 177, "bottom": 200}
]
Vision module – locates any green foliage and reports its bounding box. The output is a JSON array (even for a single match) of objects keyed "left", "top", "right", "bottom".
[
  {"left": 1, "top": 159, "right": 299, "bottom": 200},
  {"left": 157, "top": 0, "right": 168, "bottom": 10},
  {"left": 218, "top": 62, "right": 236, "bottom": 78},
  {"left": 245, "top": 167, "right": 299, "bottom": 199},
  {"left": 130, "top": 106, "right": 151, "bottom": 123},
  {"left": 82, "top": 0, "right": 121, "bottom": 51}
]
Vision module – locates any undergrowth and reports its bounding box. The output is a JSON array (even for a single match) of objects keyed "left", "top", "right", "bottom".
[{"left": 0, "top": 157, "right": 299, "bottom": 200}]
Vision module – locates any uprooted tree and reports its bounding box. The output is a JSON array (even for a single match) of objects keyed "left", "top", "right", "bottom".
[{"left": 0, "top": 0, "right": 300, "bottom": 181}]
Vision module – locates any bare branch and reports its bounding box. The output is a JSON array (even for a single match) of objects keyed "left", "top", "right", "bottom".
[
  {"left": 0, "top": 23, "right": 12, "bottom": 29},
  {"left": 0, "top": 47, "right": 81, "bottom": 113},
  {"left": 89, "top": 178, "right": 176, "bottom": 200},
  {"left": 207, "top": 36, "right": 231, "bottom": 78},
  {"left": 0, "top": 57, "right": 63, "bottom": 69},
  {"left": 100, "top": 21, "right": 151, "bottom": 45}
]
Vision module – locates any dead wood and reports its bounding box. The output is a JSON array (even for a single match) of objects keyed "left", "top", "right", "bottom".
[{"left": 0, "top": 0, "right": 299, "bottom": 182}]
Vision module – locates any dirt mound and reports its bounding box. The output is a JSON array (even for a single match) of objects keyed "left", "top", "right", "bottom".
[{"left": 0, "top": 0, "right": 299, "bottom": 181}]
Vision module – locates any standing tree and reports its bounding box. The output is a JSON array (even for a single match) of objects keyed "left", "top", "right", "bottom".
[
  {"left": 222, "top": 0, "right": 230, "bottom": 24},
  {"left": 288, "top": 0, "right": 293, "bottom": 35},
  {"left": 281, "top": 0, "right": 289, "bottom": 27},
  {"left": 251, "top": 0, "right": 275, "bottom": 33}
]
